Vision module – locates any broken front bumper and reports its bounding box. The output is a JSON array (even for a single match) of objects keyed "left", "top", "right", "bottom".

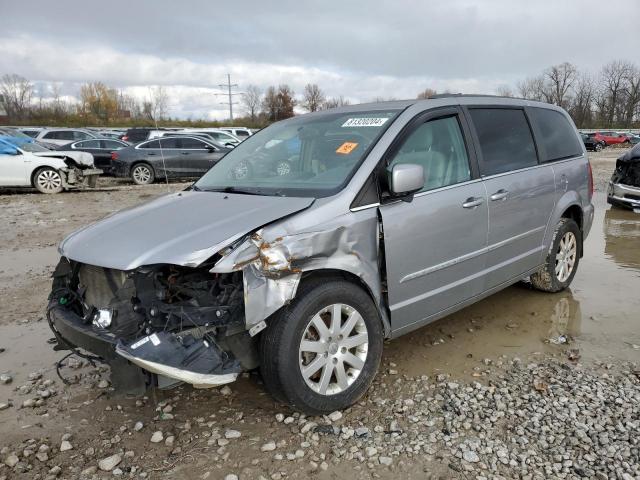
[
  {"left": 48, "top": 302, "right": 241, "bottom": 391},
  {"left": 607, "top": 181, "right": 640, "bottom": 210},
  {"left": 62, "top": 168, "right": 102, "bottom": 189}
]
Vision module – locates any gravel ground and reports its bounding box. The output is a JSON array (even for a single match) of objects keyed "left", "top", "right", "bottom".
[{"left": 0, "top": 147, "right": 638, "bottom": 479}]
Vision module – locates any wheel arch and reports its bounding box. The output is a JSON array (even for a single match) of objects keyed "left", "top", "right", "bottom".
[
  {"left": 547, "top": 192, "right": 585, "bottom": 258},
  {"left": 30, "top": 164, "right": 63, "bottom": 188},
  {"left": 130, "top": 160, "right": 157, "bottom": 180},
  {"left": 297, "top": 269, "right": 392, "bottom": 337}
]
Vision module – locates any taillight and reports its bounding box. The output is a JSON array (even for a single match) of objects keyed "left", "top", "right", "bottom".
[
  {"left": 587, "top": 161, "right": 594, "bottom": 200},
  {"left": 111, "top": 152, "right": 119, "bottom": 161},
  {"left": 122, "top": 136, "right": 129, "bottom": 141}
]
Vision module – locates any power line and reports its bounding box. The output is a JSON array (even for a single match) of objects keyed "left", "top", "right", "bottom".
[{"left": 216, "top": 73, "right": 241, "bottom": 122}]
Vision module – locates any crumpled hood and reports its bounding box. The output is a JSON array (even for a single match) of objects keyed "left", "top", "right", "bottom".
[
  {"left": 59, "top": 191, "right": 314, "bottom": 270},
  {"left": 34, "top": 150, "right": 95, "bottom": 167}
]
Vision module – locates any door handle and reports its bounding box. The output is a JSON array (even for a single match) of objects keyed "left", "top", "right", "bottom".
[
  {"left": 490, "top": 189, "right": 509, "bottom": 201},
  {"left": 147, "top": 153, "right": 157, "bottom": 156},
  {"left": 462, "top": 197, "right": 484, "bottom": 209},
  {"left": 181, "top": 152, "right": 190, "bottom": 155}
]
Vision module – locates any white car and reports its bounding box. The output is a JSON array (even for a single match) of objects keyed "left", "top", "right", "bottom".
[
  {"left": 219, "top": 127, "right": 252, "bottom": 139},
  {"left": 34, "top": 128, "right": 99, "bottom": 146},
  {"left": 0, "top": 137, "right": 102, "bottom": 194},
  {"left": 151, "top": 128, "right": 241, "bottom": 148}
]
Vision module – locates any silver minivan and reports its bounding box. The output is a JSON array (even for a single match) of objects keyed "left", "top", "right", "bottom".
[{"left": 47, "top": 96, "right": 594, "bottom": 413}]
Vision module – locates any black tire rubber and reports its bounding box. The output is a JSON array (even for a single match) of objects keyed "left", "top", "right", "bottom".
[
  {"left": 595, "top": 143, "right": 603, "bottom": 152},
  {"left": 130, "top": 162, "right": 155, "bottom": 185},
  {"left": 530, "top": 218, "right": 581, "bottom": 293},
  {"left": 259, "top": 278, "right": 383, "bottom": 414}
]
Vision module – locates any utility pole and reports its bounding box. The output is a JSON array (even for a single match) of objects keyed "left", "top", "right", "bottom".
[{"left": 217, "top": 74, "right": 240, "bottom": 122}]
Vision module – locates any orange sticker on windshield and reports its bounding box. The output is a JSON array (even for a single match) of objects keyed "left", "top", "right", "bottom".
[{"left": 336, "top": 142, "right": 359, "bottom": 155}]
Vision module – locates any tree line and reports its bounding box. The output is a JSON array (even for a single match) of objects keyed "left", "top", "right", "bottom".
[
  {"left": 501, "top": 60, "right": 640, "bottom": 128},
  {"left": 2, "top": 59, "right": 639, "bottom": 129}
]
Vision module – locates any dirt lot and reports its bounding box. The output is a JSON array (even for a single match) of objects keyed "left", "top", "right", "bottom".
[{"left": 0, "top": 148, "right": 639, "bottom": 479}]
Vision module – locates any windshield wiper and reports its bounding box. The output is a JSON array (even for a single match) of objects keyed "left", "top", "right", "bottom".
[{"left": 201, "top": 186, "right": 264, "bottom": 196}]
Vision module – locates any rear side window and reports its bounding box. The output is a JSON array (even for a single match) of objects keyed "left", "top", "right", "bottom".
[
  {"left": 159, "top": 137, "right": 179, "bottom": 149},
  {"left": 470, "top": 108, "right": 538, "bottom": 176},
  {"left": 77, "top": 140, "right": 100, "bottom": 148},
  {"left": 529, "top": 108, "right": 582, "bottom": 161},
  {"left": 102, "top": 140, "right": 125, "bottom": 149},
  {"left": 139, "top": 140, "right": 160, "bottom": 149},
  {"left": 179, "top": 137, "right": 208, "bottom": 149}
]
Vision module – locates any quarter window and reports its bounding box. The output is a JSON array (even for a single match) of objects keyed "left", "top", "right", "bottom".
[
  {"left": 159, "top": 138, "right": 179, "bottom": 149},
  {"left": 470, "top": 108, "right": 538, "bottom": 176},
  {"left": 388, "top": 116, "right": 471, "bottom": 192},
  {"left": 529, "top": 108, "right": 582, "bottom": 161},
  {"left": 78, "top": 140, "right": 100, "bottom": 148}
]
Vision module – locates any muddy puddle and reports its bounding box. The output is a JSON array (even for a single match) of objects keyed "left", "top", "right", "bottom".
[{"left": 1, "top": 193, "right": 638, "bottom": 391}]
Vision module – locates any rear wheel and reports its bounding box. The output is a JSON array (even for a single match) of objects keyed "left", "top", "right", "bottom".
[
  {"left": 131, "top": 163, "right": 155, "bottom": 185},
  {"left": 595, "top": 143, "right": 603, "bottom": 152},
  {"left": 259, "top": 279, "right": 383, "bottom": 414},
  {"left": 34, "top": 168, "right": 63, "bottom": 194},
  {"left": 530, "top": 218, "right": 581, "bottom": 292}
]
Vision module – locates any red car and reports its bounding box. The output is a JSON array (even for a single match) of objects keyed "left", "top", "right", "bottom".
[{"left": 592, "top": 131, "right": 632, "bottom": 146}]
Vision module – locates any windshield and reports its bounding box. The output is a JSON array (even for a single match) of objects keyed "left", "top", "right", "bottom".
[
  {"left": 0, "top": 136, "right": 49, "bottom": 152},
  {"left": 194, "top": 109, "right": 400, "bottom": 197}
]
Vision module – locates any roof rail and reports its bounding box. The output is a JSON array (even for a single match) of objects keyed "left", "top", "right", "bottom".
[{"left": 427, "top": 93, "right": 526, "bottom": 101}]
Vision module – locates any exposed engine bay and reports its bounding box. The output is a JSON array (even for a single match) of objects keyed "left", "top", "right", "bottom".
[
  {"left": 608, "top": 144, "right": 640, "bottom": 210},
  {"left": 47, "top": 257, "right": 252, "bottom": 392},
  {"left": 612, "top": 156, "right": 640, "bottom": 188}
]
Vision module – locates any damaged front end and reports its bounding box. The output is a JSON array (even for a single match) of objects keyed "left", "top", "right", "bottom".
[
  {"left": 58, "top": 159, "right": 102, "bottom": 189},
  {"left": 608, "top": 146, "right": 640, "bottom": 210},
  {"left": 47, "top": 257, "right": 251, "bottom": 392}
]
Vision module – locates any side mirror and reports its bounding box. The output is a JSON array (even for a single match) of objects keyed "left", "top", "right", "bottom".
[
  {"left": 207, "top": 146, "right": 216, "bottom": 153},
  {"left": 388, "top": 163, "right": 424, "bottom": 198}
]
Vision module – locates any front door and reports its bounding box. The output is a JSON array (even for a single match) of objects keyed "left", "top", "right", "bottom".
[
  {"left": 177, "top": 137, "right": 217, "bottom": 175},
  {"left": 379, "top": 108, "right": 489, "bottom": 334},
  {"left": 466, "top": 107, "right": 556, "bottom": 290},
  {"left": 0, "top": 151, "right": 27, "bottom": 186}
]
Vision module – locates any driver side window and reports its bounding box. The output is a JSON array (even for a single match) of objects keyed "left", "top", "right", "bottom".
[{"left": 388, "top": 116, "right": 471, "bottom": 192}]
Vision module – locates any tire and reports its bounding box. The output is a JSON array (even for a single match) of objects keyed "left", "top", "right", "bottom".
[
  {"left": 259, "top": 279, "right": 383, "bottom": 414},
  {"left": 530, "top": 218, "right": 581, "bottom": 293},
  {"left": 595, "top": 143, "right": 603, "bottom": 152},
  {"left": 34, "top": 167, "right": 63, "bottom": 194},
  {"left": 130, "top": 163, "right": 155, "bottom": 185}
]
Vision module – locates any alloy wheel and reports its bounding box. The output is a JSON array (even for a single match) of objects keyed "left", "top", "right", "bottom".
[
  {"left": 37, "top": 170, "right": 62, "bottom": 193},
  {"left": 298, "top": 303, "right": 369, "bottom": 396},
  {"left": 132, "top": 165, "right": 151, "bottom": 184},
  {"left": 555, "top": 232, "right": 577, "bottom": 282}
]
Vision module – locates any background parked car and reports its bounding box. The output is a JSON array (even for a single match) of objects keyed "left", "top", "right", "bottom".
[
  {"left": 621, "top": 132, "right": 640, "bottom": 144},
  {"left": 149, "top": 129, "right": 240, "bottom": 148},
  {"left": 119, "top": 127, "right": 179, "bottom": 144},
  {"left": 592, "top": 131, "right": 631, "bottom": 146},
  {"left": 96, "top": 130, "right": 126, "bottom": 139},
  {"left": 219, "top": 127, "right": 252, "bottom": 139},
  {"left": 0, "top": 136, "right": 101, "bottom": 193},
  {"left": 0, "top": 127, "right": 58, "bottom": 150},
  {"left": 57, "top": 138, "right": 130, "bottom": 174},
  {"left": 34, "top": 128, "right": 99, "bottom": 146},
  {"left": 581, "top": 133, "right": 605, "bottom": 152},
  {"left": 17, "top": 127, "right": 43, "bottom": 138},
  {"left": 110, "top": 135, "right": 230, "bottom": 184}
]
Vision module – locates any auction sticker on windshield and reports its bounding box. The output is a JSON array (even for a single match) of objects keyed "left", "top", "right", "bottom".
[
  {"left": 336, "top": 142, "right": 359, "bottom": 155},
  {"left": 342, "top": 118, "right": 389, "bottom": 127}
]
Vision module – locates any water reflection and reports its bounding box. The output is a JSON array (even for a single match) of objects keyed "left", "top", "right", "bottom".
[
  {"left": 546, "top": 292, "right": 582, "bottom": 344},
  {"left": 603, "top": 207, "right": 640, "bottom": 271}
]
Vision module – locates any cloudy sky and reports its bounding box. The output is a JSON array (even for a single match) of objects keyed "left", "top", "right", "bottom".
[{"left": 1, "top": 0, "right": 639, "bottom": 120}]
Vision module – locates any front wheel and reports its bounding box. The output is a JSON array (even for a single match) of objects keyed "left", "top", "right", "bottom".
[
  {"left": 530, "top": 218, "right": 581, "bottom": 292},
  {"left": 34, "top": 168, "right": 63, "bottom": 194},
  {"left": 595, "top": 143, "right": 603, "bottom": 152},
  {"left": 259, "top": 279, "right": 383, "bottom": 414}
]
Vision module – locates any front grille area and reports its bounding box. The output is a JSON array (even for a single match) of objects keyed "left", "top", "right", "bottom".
[{"left": 78, "top": 264, "right": 126, "bottom": 308}]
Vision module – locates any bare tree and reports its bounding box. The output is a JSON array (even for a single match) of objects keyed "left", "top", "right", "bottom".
[
  {"left": 600, "top": 60, "right": 633, "bottom": 126},
  {"left": 545, "top": 62, "right": 577, "bottom": 108},
  {"left": 0, "top": 74, "right": 33, "bottom": 120},
  {"left": 302, "top": 83, "right": 325, "bottom": 112},
  {"left": 517, "top": 75, "right": 552, "bottom": 103},
  {"left": 149, "top": 86, "right": 169, "bottom": 121},
  {"left": 569, "top": 73, "right": 596, "bottom": 128},
  {"left": 261, "top": 85, "right": 296, "bottom": 121},
  {"left": 242, "top": 84, "right": 262, "bottom": 121},
  {"left": 495, "top": 85, "right": 514, "bottom": 97},
  {"left": 323, "top": 95, "right": 351, "bottom": 110},
  {"left": 416, "top": 88, "right": 437, "bottom": 99},
  {"left": 622, "top": 65, "right": 640, "bottom": 126}
]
